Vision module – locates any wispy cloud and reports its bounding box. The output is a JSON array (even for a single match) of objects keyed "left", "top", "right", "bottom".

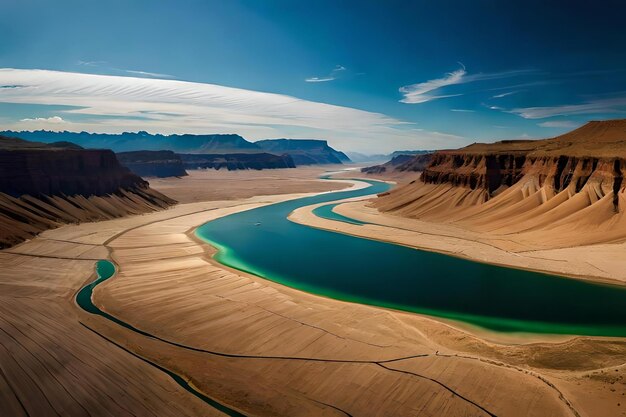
[
  {"left": 399, "top": 64, "right": 467, "bottom": 104},
  {"left": 450, "top": 109, "right": 475, "bottom": 112},
  {"left": 77, "top": 60, "right": 174, "bottom": 79},
  {"left": 77, "top": 60, "right": 107, "bottom": 67},
  {"left": 510, "top": 96, "right": 626, "bottom": 119},
  {"left": 122, "top": 69, "right": 174, "bottom": 78},
  {"left": 538, "top": 120, "right": 580, "bottom": 128},
  {"left": 0, "top": 68, "right": 467, "bottom": 153},
  {"left": 305, "top": 65, "right": 346, "bottom": 83},
  {"left": 492, "top": 91, "right": 518, "bottom": 99},
  {"left": 399, "top": 64, "right": 535, "bottom": 104},
  {"left": 483, "top": 103, "right": 504, "bottom": 111},
  {"left": 304, "top": 76, "right": 335, "bottom": 83}
]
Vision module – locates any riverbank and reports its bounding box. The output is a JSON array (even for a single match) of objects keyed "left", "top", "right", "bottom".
[
  {"left": 290, "top": 193, "right": 626, "bottom": 288},
  {"left": 1, "top": 170, "right": 624, "bottom": 417}
]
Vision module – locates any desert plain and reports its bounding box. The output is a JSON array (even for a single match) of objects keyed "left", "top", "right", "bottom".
[{"left": 1, "top": 167, "right": 625, "bottom": 417}]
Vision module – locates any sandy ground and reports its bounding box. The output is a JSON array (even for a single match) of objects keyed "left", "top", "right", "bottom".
[
  {"left": 334, "top": 166, "right": 421, "bottom": 185},
  {"left": 149, "top": 167, "right": 349, "bottom": 203},
  {"left": 1, "top": 169, "right": 625, "bottom": 417}
]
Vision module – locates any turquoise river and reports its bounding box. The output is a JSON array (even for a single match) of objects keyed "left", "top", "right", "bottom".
[{"left": 196, "top": 177, "right": 626, "bottom": 337}]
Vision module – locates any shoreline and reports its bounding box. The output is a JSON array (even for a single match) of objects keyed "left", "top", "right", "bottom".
[
  {"left": 288, "top": 186, "right": 626, "bottom": 288},
  {"left": 193, "top": 177, "right": 624, "bottom": 341}
]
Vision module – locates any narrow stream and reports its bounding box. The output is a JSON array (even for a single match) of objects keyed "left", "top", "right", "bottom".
[{"left": 76, "top": 260, "right": 246, "bottom": 417}]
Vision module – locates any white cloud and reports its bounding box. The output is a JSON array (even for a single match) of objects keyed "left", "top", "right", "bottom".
[
  {"left": 304, "top": 76, "right": 335, "bottom": 83},
  {"left": 510, "top": 96, "right": 626, "bottom": 119},
  {"left": 0, "top": 68, "right": 467, "bottom": 153},
  {"left": 399, "top": 65, "right": 535, "bottom": 104},
  {"left": 19, "top": 116, "right": 67, "bottom": 124},
  {"left": 77, "top": 60, "right": 107, "bottom": 67},
  {"left": 450, "top": 109, "right": 475, "bottom": 112},
  {"left": 77, "top": 60, "right": 174, "bottom": 79},
  {"left": 492, "top": 91, "right": 518, "bottom": 99},
  {"left": 122, "top": 69, "right": 175, "bottom": 79},
  {"left": 18, "top": 115, "right": 68, "bottom": 131},
  {"left": 399, "top": 65, "right": 467, "bottom": 104},
  {"left": 538, "top": 120, "right": 580, "bottom": 128},
  {"left": 305, "top": 65, "right": 347, "bottom": 83}
]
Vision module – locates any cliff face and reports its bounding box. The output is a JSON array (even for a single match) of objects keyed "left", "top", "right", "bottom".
[
  {"left": 0, "top": 135, "right": 175, "bottom": 248},
  {"left": 421, "top": 152, "right": 527, "bottom": 194},
  {"left": 362, "top": 154, "right": 414, "bottom": 174},
  {"left": 0, "top": 149, "right": 147, "bottom": 197},
  {"left": 180, "top": 153, "right": 295, "bottom": 170},
  {"left": 421, "top": 153, "right": 624, "bottom": 206},
  {"left": 117, "top": 150, "right": 188, "bottom": 178},
  {"left": 256, "top": 139, "right": 351, "bottom": 165},
  {"left": 362, "top": 153, "right": 433, "bottom": 177},
  {"left": 374, "top": 120, "right": 626, "bottom": 248}
]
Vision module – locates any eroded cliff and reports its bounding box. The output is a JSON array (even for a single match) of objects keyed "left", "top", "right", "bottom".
[
  {"left": 374, "top": 120, "right": 626, "bottom": 248},
  {"left": 180, "top": 152, "right": 295, "bottom": 170},
  {"left": 117, "top": 150, "right": 188, "bottom": 178},
  {"left": 362, "top": 153, "right": 433, "bottom": 175},
  {"left": 0, "top": 136, "right": 175, "bottom": 248}
]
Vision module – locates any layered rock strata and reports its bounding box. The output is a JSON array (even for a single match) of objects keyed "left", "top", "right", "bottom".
[{"left": 374, "top": 120, "right": 626, "bottom": 248}]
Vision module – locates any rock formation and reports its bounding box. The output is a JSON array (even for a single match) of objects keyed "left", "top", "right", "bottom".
[
  {"left": 0, "top": 135, "right": 175, "bottom": 248},
  {"left": 374, "top": 120, "right": 626, "bottom": 248},
  {"left": 256, "top": 139, "right": 351, "bottom": 165},
  {"left": 1, "top": 131, "right": 352, "bottom": 166},
  {"left": 117, "top": 150, "right": 188, "bottom": 178},
  {"left": 180, "top": 153, "right": 295, "bottom": 170},
  {"left": 362, "top": 153, "right": 433, "bottom": 175}
]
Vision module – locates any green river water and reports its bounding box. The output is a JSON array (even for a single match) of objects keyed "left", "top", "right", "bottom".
[{"left": 196, "top": 178, "right": 626, "bottom": 336}]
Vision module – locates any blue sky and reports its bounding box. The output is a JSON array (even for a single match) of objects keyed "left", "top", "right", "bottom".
[{"left": 1, "top": 0, "right": 626, "bottom": 153}]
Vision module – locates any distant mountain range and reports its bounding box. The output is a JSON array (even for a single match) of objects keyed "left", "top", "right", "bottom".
[
  {"left": 256, "top": 139, "right": 350, "bottom": 165},
  {"left": 347, "top": 150, "right": 432, "bottom": 164},
  {"left": 0, "top": 130, "right": 351, "bottom": 165}
]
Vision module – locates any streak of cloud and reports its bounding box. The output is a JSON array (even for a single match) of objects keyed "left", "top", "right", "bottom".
[
  {"left": 305, "top": 65, "right": 347, "bottom": 83},
  {"left": 399, "top": 64, "right": 535, "bottom": 104},
  {"left": 0, "top": 68, "right": 467, "bottom": 153}
]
